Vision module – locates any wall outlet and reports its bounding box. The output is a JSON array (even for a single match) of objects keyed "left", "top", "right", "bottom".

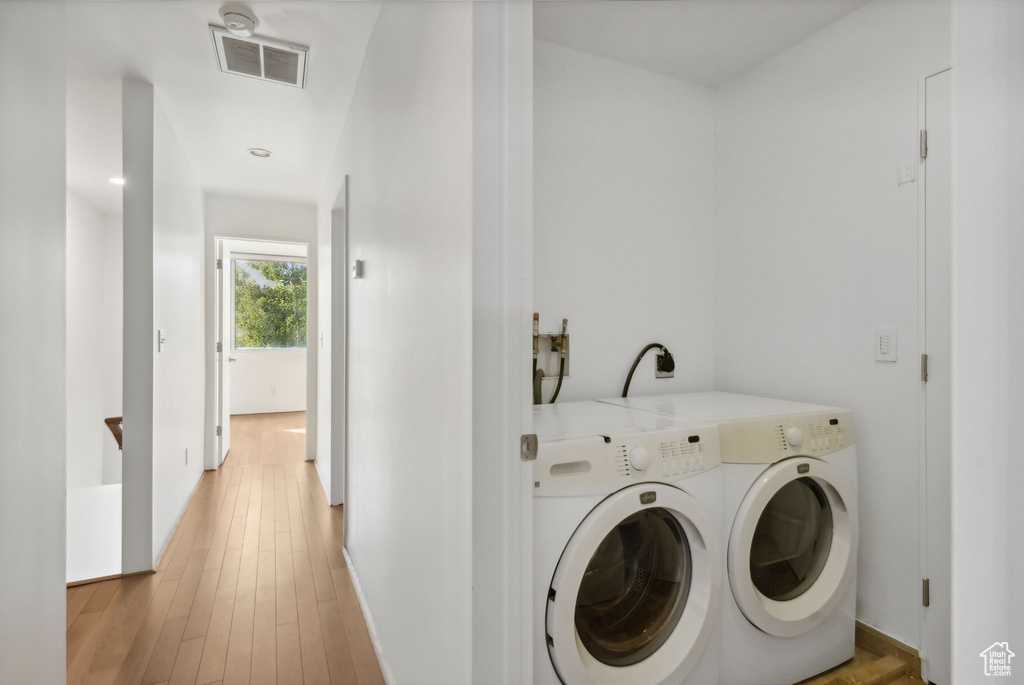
[
  {"left": 875, "top": 329, "right": 898, "bottom": 362},
  {"left": 656, "top": 353, "right": 675, "bottom": 379},
  {"left": 271, "top": 387, "right": 277, "bottom": 396},
  {"left": 158, "top": 329, "right": 166, "bottom": 352}
]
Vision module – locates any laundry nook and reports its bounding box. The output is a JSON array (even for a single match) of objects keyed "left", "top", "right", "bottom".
[{"left": 529, "top": 1, "right": 950, "bottom": 683}]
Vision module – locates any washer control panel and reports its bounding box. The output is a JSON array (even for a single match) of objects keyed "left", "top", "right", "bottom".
[
  {"left": 720, "top": 410, "right": 855, "bottom": 464},
  {"left": 535, "top": 426, "right": 720, "bottom": 497}
]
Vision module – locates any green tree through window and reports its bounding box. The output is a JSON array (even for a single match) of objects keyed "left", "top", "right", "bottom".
[{"left": 234, "top": 259, "right": 307, "bottom": 349}]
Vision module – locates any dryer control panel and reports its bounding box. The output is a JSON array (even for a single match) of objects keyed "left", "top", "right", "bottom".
[
  {"left": 718, "top": 410, "right": 856, "bottom": 464},
  {"left": 534, "top": 426, "right": 721, "bottom": 497}
]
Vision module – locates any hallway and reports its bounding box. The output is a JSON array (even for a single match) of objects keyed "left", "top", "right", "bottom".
[{"left": 66, "top": 412, "right": 383, "bottom": 685}]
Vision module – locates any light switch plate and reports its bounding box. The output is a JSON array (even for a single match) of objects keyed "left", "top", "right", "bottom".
[
  {"left": 875, "top": 329, "right": 897, "bottom": 362},
  {"left": 897, "top": 164, "right": 916, "bottom": 186}
]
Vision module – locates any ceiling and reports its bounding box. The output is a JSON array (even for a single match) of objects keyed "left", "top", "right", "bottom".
[
  {"left": 66, "top": 2, "right": 381, "bottom": 215},
  {"left": 534, "top": 0, "right": 870, "bottom": 88}
]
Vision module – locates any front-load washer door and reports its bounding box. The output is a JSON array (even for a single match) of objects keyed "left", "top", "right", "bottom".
[
  {"left": 546, "top": 483, "right": 721, "bottom": 685},
  {"left": 728, "top": 457, "right": 857, "bottom": 637}
]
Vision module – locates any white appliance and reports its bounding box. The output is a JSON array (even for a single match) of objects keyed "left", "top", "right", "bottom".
[
  {"left": 600, "top": 392, "right": 858, "bottom": 685},
  {"left": 532, "top": 401, "right": 724, "bottom": 685}
]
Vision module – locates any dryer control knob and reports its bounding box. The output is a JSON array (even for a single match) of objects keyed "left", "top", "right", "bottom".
[
  {"left": 785, "top": 426, "right": 804, "bottom": 447},
  {"left": 629, "top": 446, "right": 651, "bottom": 472}
]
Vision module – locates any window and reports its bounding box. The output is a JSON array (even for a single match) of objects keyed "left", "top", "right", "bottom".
[{"left": 233, "top": 257, "right": 307, "bottom": 350}]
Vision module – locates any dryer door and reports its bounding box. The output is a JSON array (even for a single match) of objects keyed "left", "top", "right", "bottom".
[
  {"left": 729, "top": 457, "right": 857, "bottom": 637},
  {"left": 546, "top": 483, "right": 721, "bottom": 685}
]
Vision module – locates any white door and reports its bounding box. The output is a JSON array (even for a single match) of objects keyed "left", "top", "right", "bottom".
[
  {"left": 922, "top": 68, "right": 952, "bottom": 685},
  {"left": 728, "top": 458, "right": 857, "bottom": 637},
  {"left": 217, "top": 240, "right": 232, "bottom": 464}
]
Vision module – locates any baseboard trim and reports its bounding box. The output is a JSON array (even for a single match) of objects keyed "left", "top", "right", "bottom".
[
  {"left": 343, "top": 547, "right": 393, "bottom": 685},
  {"left": 856, "top": 620, "right": 922, "bottom": 679},
  {"left": 315, "top": 458, "right": 331, "bottom": 504},
  {"left": 67, "top": 568, "right": 155, "bottom": 588},
  {"left": 150, "top": 463, "right": 208, "bottom": 572}
]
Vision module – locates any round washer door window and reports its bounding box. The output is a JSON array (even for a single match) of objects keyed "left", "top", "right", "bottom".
[
  {"left": 727, "top": 458, "right": 856, "bottom": 638},
  {"left": 546, "top": 483, "right": 721, "bottom": 685},
  {"left": 574, "top": 507, "right": 692, "bottom": 666},
  {"left": 749, "top": 477, "right": 833, "bottom": 601}
]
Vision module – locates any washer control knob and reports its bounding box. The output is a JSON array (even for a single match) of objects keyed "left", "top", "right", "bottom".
[
  {"left": 785, "top": 426, "right": 804, "bottom": 447},
  {"left": 629, "top": 446, "right": 651, "bottom": 472}
]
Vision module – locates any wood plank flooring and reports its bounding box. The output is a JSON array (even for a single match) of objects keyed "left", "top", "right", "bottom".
[
  {"left": 67, "top": 412, "right": 383, "bottom": 685},
  {"left": 799, "top": 647, "right": 921, "bottom": 685}
]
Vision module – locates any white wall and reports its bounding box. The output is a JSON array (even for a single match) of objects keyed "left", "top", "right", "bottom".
[
  {"left": 316, "top": 199, "right": 334, "bottom": 501},
  {"left": 230, "top": 350, "right": 306, "bottom": 415},
  {"left": 203, "top": 193, "right": 317, "bottom": 467},
  {"left": 0, "top": 3, "right": 67, "bottom": 681},
  {"left": 534, "top": 41, "right": 717, "bottom": 401},
  {"left": 66, "top": 192, "right": 124, "bottom": 583},
  {"left": 151, "top": 97, "right": 206, "bottom": 563},
  {"left": 101, "top": 213, "right": 124, "bottom": 484},
  {"left": 122, "top": 81, "right": 206, "bottom": 571},
  {"left": 317, "top": 3, "right": 474, "bottom": 682},
  {"left": 950, "top": 0, "right": 1024, "bottom": 680},
  {"left": 67, "top": 485, "right": 121, "bottom": 583},
  {"left": 714, "top": 0, "right": 950, "bottom": 647},
  {"left": 67, "top": 190, "right": 110, "bottom": 488},
  {"left": 66, "top": 194, "right": 123, "bottom": 489}
]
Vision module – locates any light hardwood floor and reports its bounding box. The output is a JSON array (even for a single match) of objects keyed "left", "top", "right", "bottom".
[{"left": 66, "top": 411, "right": 384, "bottom": 685}]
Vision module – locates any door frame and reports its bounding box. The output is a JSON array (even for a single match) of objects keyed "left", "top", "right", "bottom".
[
  {"left": 469, "top": 2, "right": 534, "bottom": 682},
  {"left": 916, "top": 67, "right": 952, "bottom": 685},
  {"left": 331, "top": 177, "right": 348, "bottom": 511},
  {"left": 209, "top": 235, "right": 311, "bottom": 470}
]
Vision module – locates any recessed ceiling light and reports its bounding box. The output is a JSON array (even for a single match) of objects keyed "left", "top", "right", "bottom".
[
  {"left": 248, "top": 148, "right": 272, "bottom": 158},
  {"left": 110, "top": 177, "right": 125, "bottom": 185}
]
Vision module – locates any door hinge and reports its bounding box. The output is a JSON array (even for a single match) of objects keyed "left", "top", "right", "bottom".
[
  {"left": 520, "top": 434, "right": 538, "bottom": 462},
  {"left": 922, "top": 578, "right": 930, "bottom": 607},
  {"left": 216, "top": 258, "right": 223, "bottom": 269},
  {"left": 921, "top": 353, "right": 929, "bottom": 382},
  {"left": 216, "top": 341, "right": 222, "bottom": 353},
  {"left": 920, "top": 129, "right": 928, "bottom": 160},
  {"left": 216, "top": 425, "right": 222, "bottom": 437}
]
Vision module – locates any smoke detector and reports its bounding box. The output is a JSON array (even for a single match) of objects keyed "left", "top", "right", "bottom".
[
  {"left": 210, "top": 27, "right": 309, "bottom": 88},
  {"left": 220, "top": 8, "right": 258, "bottom": 37}
]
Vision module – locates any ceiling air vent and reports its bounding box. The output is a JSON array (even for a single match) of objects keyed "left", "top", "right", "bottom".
[{"left": 210, "top": 27, "right": 308, "bottom": 88}]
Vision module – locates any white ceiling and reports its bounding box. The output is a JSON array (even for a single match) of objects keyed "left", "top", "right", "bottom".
[
  {"left": 535, "top": 0, "right": 870, "bottom": 88},
  {"left": 67, "top": 2, "right": 381, "bottom": 215}
]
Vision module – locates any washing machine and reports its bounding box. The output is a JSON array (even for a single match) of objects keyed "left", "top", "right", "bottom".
[
  {"left": 533, "top": 401, "right": 724, "bottom": 685},
  {"left": 600, "top": 392, "right": 858, "bottom": 685}
]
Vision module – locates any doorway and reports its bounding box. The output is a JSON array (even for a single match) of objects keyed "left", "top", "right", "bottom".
[
  {"left": 214, "top": 237, "right": 310, "bottom": 468},
  {"left": 65, "top": 195, "right": 125, "bottom": 585},
  {"left": 920, "top": 67, "right": 952, "bottom": 685}
]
